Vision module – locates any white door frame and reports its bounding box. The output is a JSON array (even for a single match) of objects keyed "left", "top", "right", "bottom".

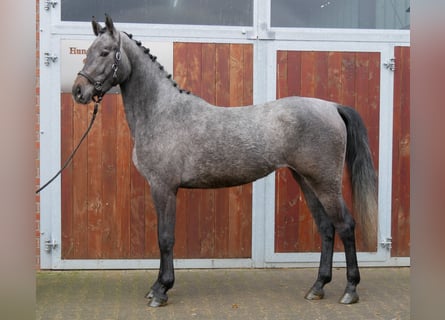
[{"left": 39, "top": 1, "right": 410, "bottom": 269}]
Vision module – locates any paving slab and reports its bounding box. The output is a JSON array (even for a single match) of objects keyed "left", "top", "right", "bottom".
[{"left": 37, "top": 267, "right": 409, "bottom": 320}]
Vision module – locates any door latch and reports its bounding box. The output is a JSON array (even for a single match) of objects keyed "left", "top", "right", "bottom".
[
  {"left": 44, "top": 0, "right": 58, "bottom": 10},
  {"left": 379, "top": 237, "right": 392, "bottom": 250},
  {"left": 383, "top": 58, "right": 396, "bottom": 71},
  {"left": 44, "top": 238, "right": 58, "bottom": 253},
  {"left": 44, "top": 52, "right": 58, "bottom": 66}
]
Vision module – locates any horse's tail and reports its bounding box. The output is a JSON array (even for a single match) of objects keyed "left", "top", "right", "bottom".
[{"left": 337, "top": 105, "right": 378, "bottom": 248}]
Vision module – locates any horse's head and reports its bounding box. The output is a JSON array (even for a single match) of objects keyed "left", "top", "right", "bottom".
[{"left": 72, "top": 15, "right": 128, "bottom": 104}]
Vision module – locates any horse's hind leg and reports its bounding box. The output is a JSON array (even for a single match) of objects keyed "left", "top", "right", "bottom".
[
  {"left": 335, "top": 204, "right": 360, "bottom": 304},
  {"left": 296, "top": 173, "right": 360, "bottom": 304},
  {"left": 145, "top": 182, "right": 177, "bottom": 307},
  {"left": 319, "top": 193, "right": 360, "bottom": 303},
  {"left": 291, "top": 171, "right": 335, "bottom": 301}
]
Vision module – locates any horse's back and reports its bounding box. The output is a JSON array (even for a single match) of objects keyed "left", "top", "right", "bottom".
[{"left": 178, "top": 96, "right": 346, "bottom": 188}]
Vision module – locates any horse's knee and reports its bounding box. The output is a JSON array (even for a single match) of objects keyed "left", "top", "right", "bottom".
[{"left": 158, "top": 233, "right": 175, "bottom": 251}]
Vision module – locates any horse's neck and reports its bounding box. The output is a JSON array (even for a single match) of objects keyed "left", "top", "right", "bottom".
[{"left": 119, "top": 36, "right": 179, "bottom": 135}]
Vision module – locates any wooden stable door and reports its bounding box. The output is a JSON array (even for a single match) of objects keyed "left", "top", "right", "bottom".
[
  {"left": 61, "top": 43, "right": 253, "bottom": 260},
  {"left": 391, "top": 46, "right": 410, "bottom": 257},
  {"left": 274, "top": 50, "right": 381, "bottom": 253}
]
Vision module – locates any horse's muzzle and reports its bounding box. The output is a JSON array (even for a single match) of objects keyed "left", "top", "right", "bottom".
[{"left": 72, "top": 75, "right": 94, "bottom": 104}]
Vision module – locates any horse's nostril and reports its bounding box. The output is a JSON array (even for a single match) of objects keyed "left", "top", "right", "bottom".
[{"left": 73, "top": 84, "right": 83, "bottom": 100}]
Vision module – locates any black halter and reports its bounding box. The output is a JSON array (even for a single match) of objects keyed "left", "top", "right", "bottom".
[{"left": 77, "top": 34, "right": 122, "bottom": 102}]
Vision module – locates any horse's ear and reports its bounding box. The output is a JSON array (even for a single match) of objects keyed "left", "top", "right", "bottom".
[
  {"left": 105, "top": 14, "right": 116, "bottom": 35},
  {"left": 92, "top": 16, "right": 102, "bottom": 36}
]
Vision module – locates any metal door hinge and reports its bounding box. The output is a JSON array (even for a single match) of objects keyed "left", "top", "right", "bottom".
[
  {"left": 383, "top": 58, "right": 396, "bottom": 71},
  {"left": 44, "top": 238, "right": 58, "bottom": 253},
  {"left": 379, "top": 237, "right": 392, "bottom": 250},
  {"left": 44, "top": 0, "right": 58, "bottom": 10},
  {"left": 44, "top": 52, "right": 58, "bottom": 66}
]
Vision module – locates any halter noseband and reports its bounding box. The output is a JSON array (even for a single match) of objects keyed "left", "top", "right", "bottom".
[{"left": 77, "top": 34, "right": 122, "bottom": 102}]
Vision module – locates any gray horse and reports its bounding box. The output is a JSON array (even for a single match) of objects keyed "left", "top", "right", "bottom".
[{"left": 72, "top": 15, "right": 377, "bottom": 308}]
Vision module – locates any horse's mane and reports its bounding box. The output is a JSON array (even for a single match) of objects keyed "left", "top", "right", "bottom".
[{"left": 122, "top": 31, "right": 191, "bottom": 95}]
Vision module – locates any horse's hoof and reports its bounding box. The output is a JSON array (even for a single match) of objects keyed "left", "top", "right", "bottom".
[
  {"left": 145, "top": 290, "right": 154, "bottom": 299},
  {"left": 339, "top": 292, "right": 359, "bottom": 304},
  {"left": 148, "top": 296, "right": 168, "bottom": 307},
  {"left": 304, "top": 287, "right": 325, "bottom": 300}
]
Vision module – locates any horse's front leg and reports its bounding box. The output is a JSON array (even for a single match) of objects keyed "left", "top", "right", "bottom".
[{"left": 145, "top": 183, "right": 177, "bottom": 307}]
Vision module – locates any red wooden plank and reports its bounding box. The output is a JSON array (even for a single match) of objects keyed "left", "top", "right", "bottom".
[
  {"left": 229, "top": 44, "right": 244, "bottom": 107},
  {"left": 115, "top": 95, "right": 131, "bottom": 257},
  {"left": 175, "top": 189, "right": 189, "bottom": 258},
  {"left": 340, "top": 52, "right": 356, "bottom": 106},
  {"left": 100, "top": 94, "right": 118, "bottom": 258},
  {"left": 275, "top": 168, "right": 300, "bottom": 252},
  {"left": 354, "top": 52, "right": 369, "bottom": 120},
  {"left": 239, "top": 184, "right": 252, "bottom": 257},
  {"left": 328, "top": 52, "right": 342, "bottom": 103},
  {"left": 287, "top": 51, "right": 302, "bottom": 97},
  {"left": 144, "top": 181, "right": 158, "bottom": 258},
  {"left": 86, "top": 100, "right": 104, "bottom": 258},
  {"left": 277, "top": 51, "right": 288, "bottom": 99},
  {"left": 214, "top": 189, "right": 229, "bottom": 258},
  {"left": 129, "top": 161, "right": 146, "bottom": 258},
  {"left": 186, "top": 190, "right": 202, "bottom": 258},
  {"left": 201, "top": 43, "right": 216, "bottom": 105},
  {"left": 72, "top": 100, "right": 89, "bottom": 258},
  {"left": 215, "top": 44, "right": 230, "bottom": 107},
  {"left": 367, "top": 52, "right": 381, "bottom": 169},
  {"left": 61, "top": 94, "right": 74, "bottom": 258},
  {"left": 228, "top": 186, "right": 242, "bottom": 257},
  {"left": 296, "top": 183, "right": 314, "bottom": 252},
  {"left": 187, "top": 43, "right": 203, "bottom": 95},
  {"left": 243, "top": 44, "right": 253, "bottom": 105},
  {"left": 392, "top": 47, "right": 410, "bottom": 257},
  {"left": 200, "top": 190, "right": 216, "bottom": 257},
  {"left": 314, "top": 51, "right": 329, "bottom": 100},
  {"left": 300, "top": 51, "right": 316, "bottom": 97},
  {"left": 173, "top": 42, "right": 188, "bottom": 90}
]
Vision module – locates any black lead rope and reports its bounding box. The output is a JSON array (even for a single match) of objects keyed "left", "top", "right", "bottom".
[{"left": 36, "top": 101, "right": 100, "bottom": 194}]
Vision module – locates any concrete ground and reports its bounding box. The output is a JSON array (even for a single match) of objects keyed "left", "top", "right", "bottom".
[{"left": 36, "top": 267, "right": 409, "bottom": 320}]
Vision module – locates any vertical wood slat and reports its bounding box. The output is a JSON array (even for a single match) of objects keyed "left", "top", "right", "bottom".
[
  {"left": 61, "top": 42, "right": 253, "bottom": 260},
  {"left": 275, "top": 51, "right": 381, "bottom": 253},
  {"left": 71, "top": 100, "right": 89, "bottom": 258},
  {"left": 86, "top": 98, "right": 103, "bottom": 259},
  {"left": 391, "top": 46, "right": 410, "bottom": 257},
  {"left": 100, "top": 94, "right": 118, "bottom": 258},
  {"left": 61, "top": 94, "right": 74, "bottom": 258},
  {"left": 115, "top": 95, "right": 131, "bottom": 257}
]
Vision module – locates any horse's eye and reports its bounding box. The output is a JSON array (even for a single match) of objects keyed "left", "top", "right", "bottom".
[{"left": 100, "top": 51, "right": 110, "bottom": 57}]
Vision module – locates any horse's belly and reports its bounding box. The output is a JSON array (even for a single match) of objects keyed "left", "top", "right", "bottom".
[{"left": 179, "top": 164, "right": 274, "bottom": 189}]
